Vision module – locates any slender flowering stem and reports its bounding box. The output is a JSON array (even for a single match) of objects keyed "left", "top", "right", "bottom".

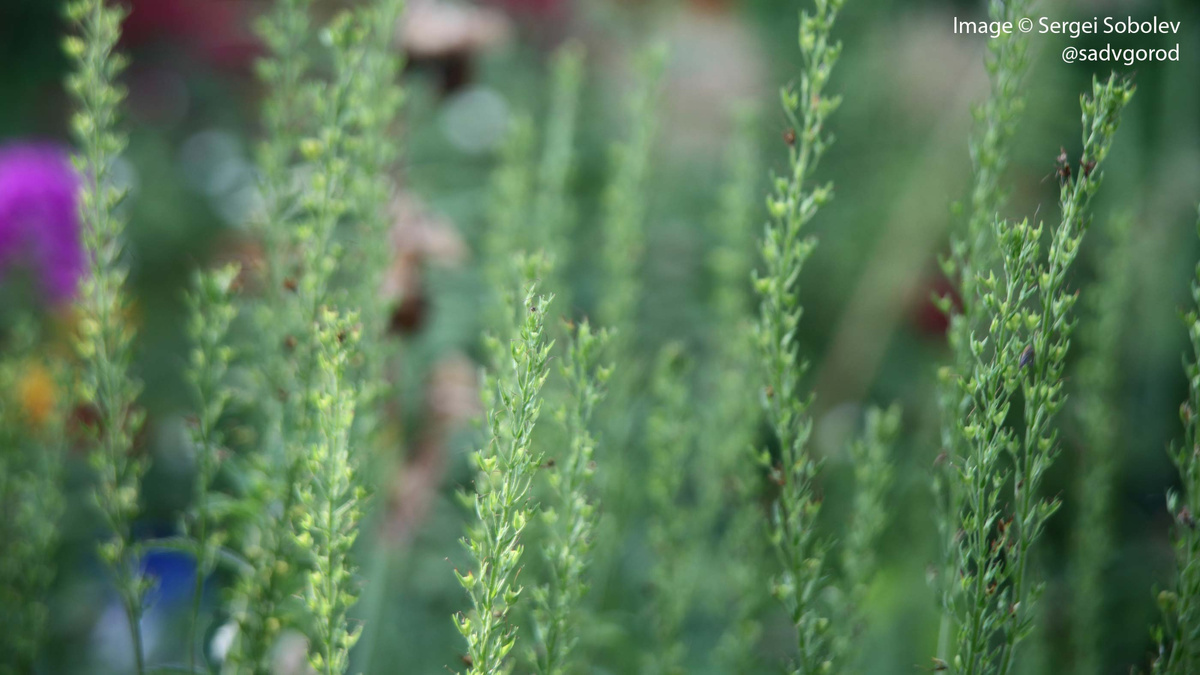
[
  {"left": 591, "top": 45, "right": 666, "bottom": 572},
  {"left": 645, "top": 345, "right": 696, "bottom": 675},
  {"left": 949, "top": 74, "right": 1134, "bottom": 675},
  {"left": 1151, "top": 206, "right": 1200, "bottom": 675},
  {"left": 837, "top": 404, "right": 899, "bottom": 666},
  {"left": 597, "top": 44, "right": 666, "bottom": 344},
  {"left": 229, "top": 5, "right": 392, "bottom": 669},
  {"left": 1069, "top": 212, "right": 1133, "bottom": 675},
  {"left": 225, "top": 0, "right": 317, "bottom": 662},
  {"left": 933, "top": 0, "right": 1033, "bottom": 659},
  {"left": 482, "top": 116, "right": 537, "bottom": 353},
  {"left": 751, "top": 1, "right": 847, "bottom": 671},
  {"left": 63, "top": 1, "right": 148, "bottom": 671},
  {"left": 457, "top": 279, "right": 555, "bottom": 675},
  {"left": 182, "top": 264, "right": 240, "bottom": 671},
  {"left": 294, "top": 310, "right": 368, "bottom": 675},
  {"left": 532, "top": 42, "right": 585, "bottom": 301},
  {"left": 531, "top": 320, "right": 612, "bottom": 675},
  {"left": 702, "top": 107, "right": 766, "bottom": 673}
]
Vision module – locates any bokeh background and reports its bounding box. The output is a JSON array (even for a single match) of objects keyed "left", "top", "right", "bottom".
[{"left": 2, "top": 0, "right": 1199, "bottom": 672}]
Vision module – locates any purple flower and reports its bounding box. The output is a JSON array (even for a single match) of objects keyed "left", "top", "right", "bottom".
[{"left": 0, "top": 143, "right": 85, "bottom": 305}]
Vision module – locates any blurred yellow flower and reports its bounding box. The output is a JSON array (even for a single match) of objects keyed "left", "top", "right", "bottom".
[{"left": 17, "top": 362, "right": 56, "bottom": 429}]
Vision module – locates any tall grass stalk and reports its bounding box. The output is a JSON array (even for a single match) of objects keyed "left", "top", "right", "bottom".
[
  {"left": 751, "top": 0, "right": 847, "bottom": 670},
  {"left": 946, "top": 74, "right": 1134, "bottom": 675},
  {"left": 1069, "top": 213, "right": 1133, "bottom": 675},
  {"left": 63, "top": 1, "right": 148, "bottom": 670},
  {"left": 594, "top": 44, "right": 666, "bottom": 572},
  {"left": 531, "top": 320, "right": 612, "bottom": 675},
  {"left": 457, "top": 278, "right": 555, "bottom": 675},
  {"left": 1152, "top": 206, "right": 1200, "bottom": 675}
]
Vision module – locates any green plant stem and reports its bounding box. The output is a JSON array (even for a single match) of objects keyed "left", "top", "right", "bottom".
[
  {"left": 1149, "top": 210, "right": 1200, "bottom": 675},
  {"left": 597, "top": 43, "right": 666, "bottom": 345},
  {"left": 532, "top": 320, "right": 612, "bottom": 675},
  {"left": 839, "top": 405, "right": 899, "bottom": 658},
  {"left": 1069, "top": 210, "right": 1132, "bottom": 675},
  {"left": 645, "top": 345, "right": 695, "bottom": 675},
  {"left": 457, "top": 277, "right": 555, "bottom": 675},
  {"left": 934, "top": 0, "right": 1033, "bottom": 660},
  {"left": 752, "top": 1, "right": 847, "bottom": 671},
  {"left": 182, "top": 265, "right": 239, "bottom": 671},
  {"left": 64, "top": 1, "right": 147, "bottom": 671},
  {"left": 949, "top": 74, "right": 1134, "bottom": 675}
]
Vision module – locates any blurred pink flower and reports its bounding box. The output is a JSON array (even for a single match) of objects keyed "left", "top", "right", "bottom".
[{"left": 0, "top": 143, "right": 84, "bottom": 305}]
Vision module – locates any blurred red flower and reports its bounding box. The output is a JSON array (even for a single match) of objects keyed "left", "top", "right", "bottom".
[
  {"left": 485, "top": 0, "right": 564, "bottom": 14},
  {"left": 912, "top": 274, "right": 962, "bottom": 339},
  {"left": 121, "top": 0, "right": 259, "bottom": 71}
]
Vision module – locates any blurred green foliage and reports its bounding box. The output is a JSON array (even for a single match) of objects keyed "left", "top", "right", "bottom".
[{"left": 2, "top": 0, "right": 1200, "bottom": 673}]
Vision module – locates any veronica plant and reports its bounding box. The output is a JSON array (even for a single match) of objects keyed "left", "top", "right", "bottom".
[
  {"left": 751, "top": 0, "right": 847, "bottom": 671},
  {"left": 1152, "top": 206, "right": 1200, "bottom": 675},
  {"left": 63, "top": 1, "right": 149, "bottom": 671},
  {"left": 945, "top": 74, "right": 1134, "bottom": 675},
  {"left": 1069, "top": 213, "right": 1133, "bottom": 675},
  {"left": 530, "top": 319, "right": 612, "bottom": 675},
  {"left": 179, "top": 263, "right": 241, "bottom": 669},
  {"left": 457, "top": 279, "right": 555, "bottom": 675}
]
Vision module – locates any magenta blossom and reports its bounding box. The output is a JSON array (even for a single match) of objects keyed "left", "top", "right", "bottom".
[{"left": 0, "top": 143, "right": 85, "bottom": 305}]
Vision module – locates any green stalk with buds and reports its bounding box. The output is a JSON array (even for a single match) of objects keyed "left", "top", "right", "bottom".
[
  {"left": 457, "top": 280, "right": 555, "bottom": 675},
  {"left": 1070, "top": 213, "right": 1133, "bottom": 675},
  {"left": 230, "top": 3, "right": 398, "bottom": 668},
  {"left": 597, "top": 44, "right": 666, "bottom": 343},
  {"left": 182, "top": 264, "right": 241, "bottom": 670},
  {"left": 933, "top": 0, "right": 1033, "bottom": 659},
  {"left": 752, "top": 0, "right": 847, "bottom": 671},
  {"left": 946, "top": 75, "right": 1134, "bottom": 675},
  {"left": 531, "top": 320, "right": 612, "bottom": 675},
  {"left": 645, "top": 345, "right": 696, "bottom": 675},
  {"left": 64, "top": 1, "right": 148, "bottom": 671},
  {"left": 1152, "top": 207, "right": 1200, "bottom": 675},
  {"left": 839, "top": 404, "right": 900, "bottom": 661},
  {"left": 294, "top": 310, "right": 368, "bottom": 675}
]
